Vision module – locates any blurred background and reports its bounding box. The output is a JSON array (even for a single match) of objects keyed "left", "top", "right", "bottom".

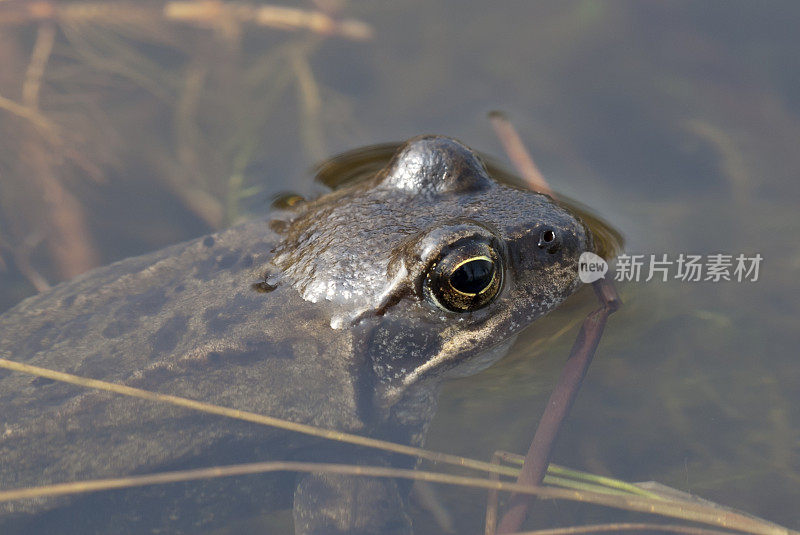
[{"left": 0, "top": 1, "right": 798, "bottom": 533}]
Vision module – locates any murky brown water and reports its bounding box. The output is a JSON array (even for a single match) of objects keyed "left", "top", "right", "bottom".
[{"left": 1, "top": 2, "right": 798, "bottom": 533}]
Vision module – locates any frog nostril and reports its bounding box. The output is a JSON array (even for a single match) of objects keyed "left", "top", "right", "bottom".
[{"left": 538, "top": 228, "right": 561, "bottom": 253}]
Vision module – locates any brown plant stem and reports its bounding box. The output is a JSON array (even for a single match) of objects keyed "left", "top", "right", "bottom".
[
  {"left": 491, "top": 112, "right": 620, "bottom": 533},
  {"left": 489, "top": 110, "right": 552, "bottom": 196},
  {"left": 496, "top": 279, "right": 620, "bottom": 533}
]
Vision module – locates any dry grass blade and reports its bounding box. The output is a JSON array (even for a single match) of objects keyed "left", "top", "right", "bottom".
[
  {"left": 58, "top": 19, "right": 176, "bottom": 102},
  {"left": 0, "top": 357, "right": 517, "bottom": 478},
  {"left": 22, "top": 23, "right": 56, "bottom": 108},
  {"left": 164, "top": 1, "right": 373, "bottom": 40},
  {"left": 0, "top": 1, "right": 373, "bottom": 41},
  {"left": 0, "top": 93, "right": 62, "bottom": 146},
  {"left": 291, "top": 47, "right": 326, "bottom": 162},
  {"left": 0, "top": 462, "right": 564, "bottom": 503},
  {"left": 4, "top": 234, "right": 51, "bottom": 292},
  {"left": 0, "top": 459, "right": 794, "bottom": 535},
  {"left": 514, "top": 523, "right": 744, "bottom": 535},
  {"left": 0, "top": 357, "right": 797, "bottom": 535}
]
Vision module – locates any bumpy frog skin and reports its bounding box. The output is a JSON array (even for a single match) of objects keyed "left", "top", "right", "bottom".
[{"left": 0, "top": 136, "right": 591, "bottom": 534}]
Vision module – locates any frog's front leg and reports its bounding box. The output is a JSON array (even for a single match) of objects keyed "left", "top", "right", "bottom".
[{"left": 293, "top": 470, "right": 412, "bottom": 535}]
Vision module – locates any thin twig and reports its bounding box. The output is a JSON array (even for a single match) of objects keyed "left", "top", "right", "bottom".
[
  {"left": 497, "top": 280, "right": 620, "bottom": 534},
  {"left": 22, "top": 22, "right": 56, "bottom": 108},
  {"left": 489, "top": 110, "right": 552, "bottom": 196}
]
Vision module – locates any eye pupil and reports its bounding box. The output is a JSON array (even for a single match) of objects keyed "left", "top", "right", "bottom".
[
  {"left": 542, "top": 230, "right": 555, "bottom": 243},
  {"left": 450, "top": 258, "right": 495, "bottom": 295}
]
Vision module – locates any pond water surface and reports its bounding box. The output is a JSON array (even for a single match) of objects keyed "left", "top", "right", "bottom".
[{"left": 0, "top": 2, "right": 798, "bottom": 533}]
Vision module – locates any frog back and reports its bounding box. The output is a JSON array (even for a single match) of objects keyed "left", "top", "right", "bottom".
[{"left": 0, "top": 217, "right": 367, "bottom": 528}]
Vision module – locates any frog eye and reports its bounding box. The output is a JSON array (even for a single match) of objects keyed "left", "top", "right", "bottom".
[{"left": 425, "top": 241, "right": 503, "bottom": 312}]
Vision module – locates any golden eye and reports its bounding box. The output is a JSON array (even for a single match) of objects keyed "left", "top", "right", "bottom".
[{"left": 426, "top": 243, "right": 503, "bottom": 312}]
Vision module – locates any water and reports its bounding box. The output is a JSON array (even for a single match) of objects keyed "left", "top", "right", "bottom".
[{"left": 1, "top": 1, "right": 798, "bottom": 533}]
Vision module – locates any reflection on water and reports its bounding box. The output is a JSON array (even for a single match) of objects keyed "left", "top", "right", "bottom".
[{"left": 0, "top": 1, "right": 798, "bottom": 533}]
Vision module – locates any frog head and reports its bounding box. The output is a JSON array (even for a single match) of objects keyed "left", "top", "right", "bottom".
[{"left": 271, "top": 136, "right": 592, "bottom": 410}]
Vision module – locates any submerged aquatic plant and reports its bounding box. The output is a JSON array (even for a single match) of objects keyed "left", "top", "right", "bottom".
[{"left": 0, "top": 0, "right": 371, "bottom": 306}]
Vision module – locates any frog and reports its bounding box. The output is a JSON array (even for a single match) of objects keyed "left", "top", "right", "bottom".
[{"left": 0, "top": 135, "right": 593, "bottom": 534}]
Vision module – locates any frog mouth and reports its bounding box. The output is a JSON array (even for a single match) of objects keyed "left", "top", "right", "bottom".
[{"left": 370, "top": 332, "right": 517, "bottom": 414}]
